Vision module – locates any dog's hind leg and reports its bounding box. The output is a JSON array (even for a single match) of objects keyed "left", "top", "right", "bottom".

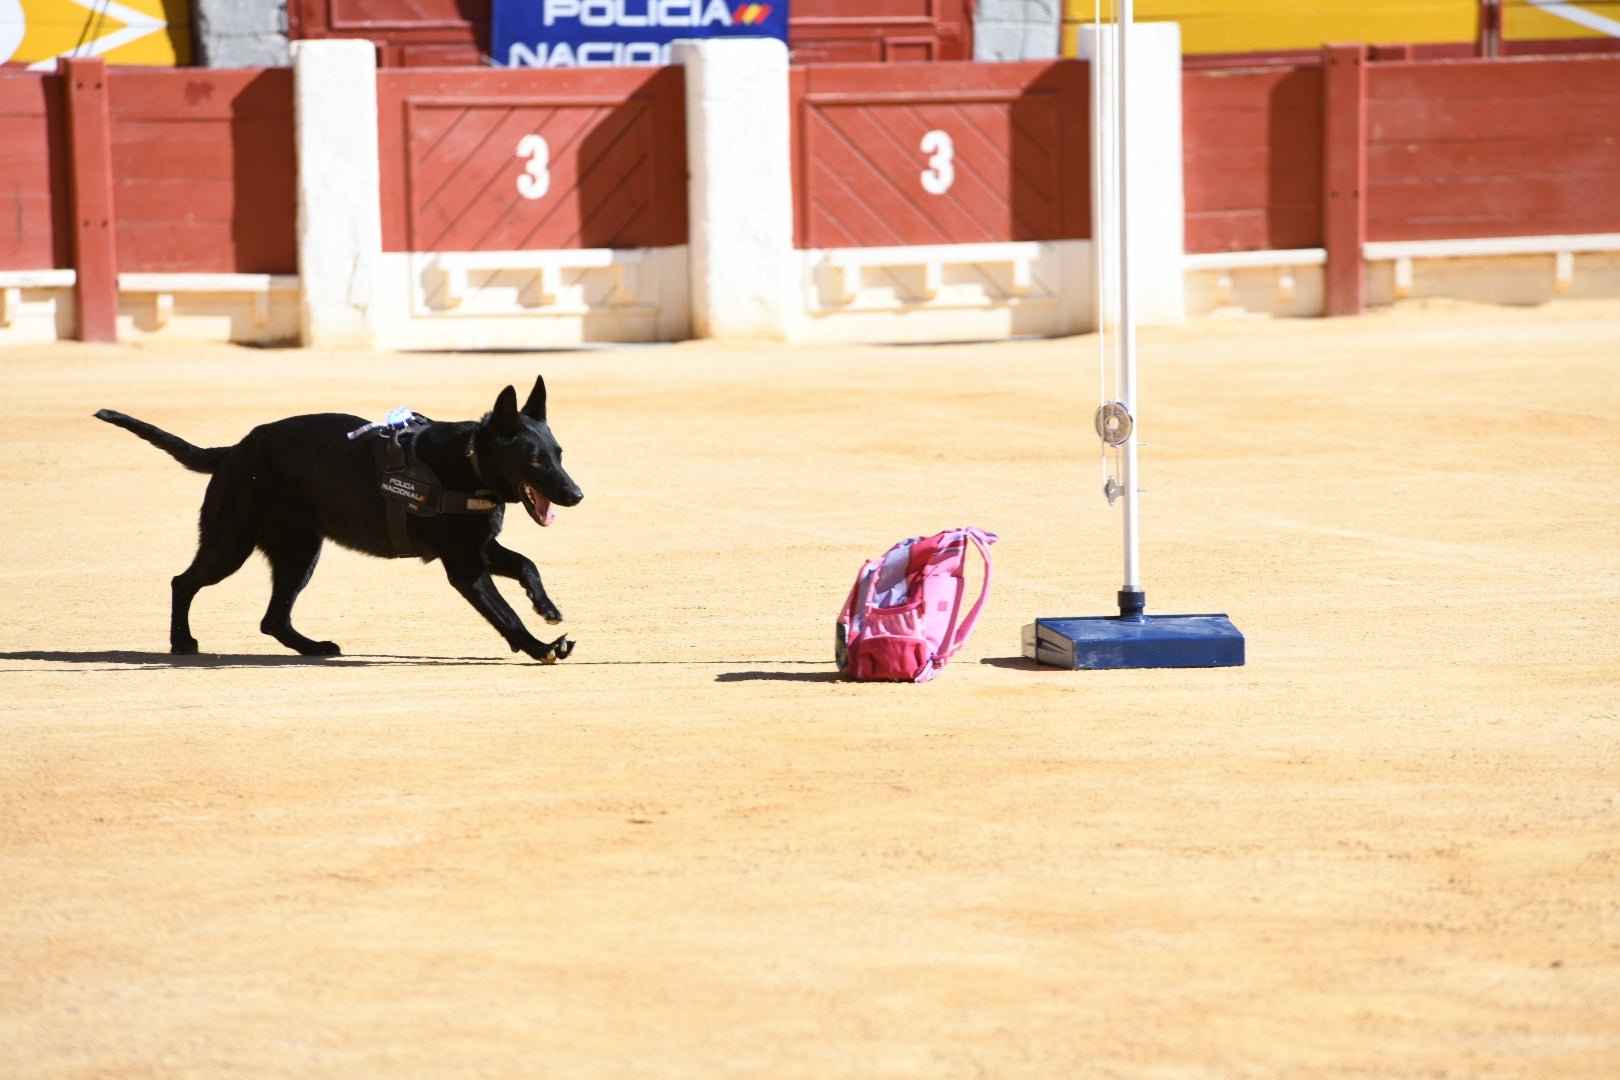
[
  {"left": 259, "top": 523, "right": 340, "bottom": 657},
  {"left": 483, "top": 539, "right": 563, "bottom": 624},
  {"left": 170, "top": 475, "right": 260, "bottom": 655}
]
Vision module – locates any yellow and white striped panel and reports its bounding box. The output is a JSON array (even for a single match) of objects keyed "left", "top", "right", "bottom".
[
  {"left": 1504, "top": 0, "right": 1620, "bottom": 42},
  {"left": 1061, "top": 0, "right": 1620, "bottom": 56},
  {"left": 2, "top": 0, "right": 191, "bottom": 68}
]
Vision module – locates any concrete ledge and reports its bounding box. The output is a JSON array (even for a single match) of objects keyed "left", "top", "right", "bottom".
[
  {"left": 117, "top": 273, "right": 300, "bottom": 331},
  {"left": 372, "top": 247, "right": 690, "bottom": 349},
  {"left": 1187, "top": 235, "right": 1620, "bottom": 316},
  {"left": 1363, "top": 234, "right": 1620, "bottom": 260},
  {"left": 792, "top": 239, "right": 1090, "bottom": 344},
  {"left": 1184, "top": 249, "right": 1326, "bottom": 270},
  {"left": 1185, "top": 249, "right": 1326, "bottom": 313},
  {"left": 425, "top": 250, "right": 640, "bottom": 311},
  {"left": 0, "top": 271, "right": 75, "bottom": 340},
  {"left": 820, "top": 242, "right": 1043, "bottom": 306},
  {"left": 0, "top": 271, "right": 76, "bottom": 331},
  {"left": 1365, "top": 234, "right": 1620, "bottom": 301},
  {"left": 0, "top": 270, "right": 77, "bottom": 287}
]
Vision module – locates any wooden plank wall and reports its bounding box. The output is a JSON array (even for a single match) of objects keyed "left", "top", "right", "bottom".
[
  {"left": 375, "top": 66, "right": 688, "bottom": 253},
  {"left": 1182, "top": 65, "right": 1323, "bottom": 253},
  {"left": 0, "top": 73, "right": 72, "bottom": 271},
  {"left": 1365, "top": 55, "right": 1620, "bottom": 241},
  {"left": 107, "top": 68, "right": 297, "bottom": 273},
  {"left": 791, "top": 61, "right": 1089, "bottom": 249},
  {"left": 1183, "top": 50, "right": 1620, "bottom": 259}
]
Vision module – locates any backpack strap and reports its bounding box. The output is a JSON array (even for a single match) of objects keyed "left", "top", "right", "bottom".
[{"left": 934, "top": 527, "right": 998, "bottom": 667}]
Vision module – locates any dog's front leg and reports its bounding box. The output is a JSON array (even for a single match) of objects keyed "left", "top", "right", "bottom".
[
  {"left": 483, "top": 540, "right": 562, "bottom": 624},
  {"left": 443, "top": 561, "right": 573, "bottom": 663}
]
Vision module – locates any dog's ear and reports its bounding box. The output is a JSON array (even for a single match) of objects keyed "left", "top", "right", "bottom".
[
  {"left": 520, "top": 375, "right": 547, "bottom": 422},
  {"left": 492, "top": 385, "right": 522, "bottom": 434}
]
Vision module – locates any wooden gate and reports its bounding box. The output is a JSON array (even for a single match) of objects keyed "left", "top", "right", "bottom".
[
  {"left": 376, "top": 66, "right": 687, "bottom": 253},
  {"left": 790, "top": 60, "right": 1089, "bottom": 250}
]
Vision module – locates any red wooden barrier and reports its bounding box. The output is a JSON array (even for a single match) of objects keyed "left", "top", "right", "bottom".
[
  {"left": 1322, "top": 43, "right": 1367, "bottom": 317},
  {"left": 0, "top": 73, "right": 71, "bottom": 273},
  {"left": 1182, "top": 65, "right": 1322, "bottom": 253},
  {"left": 64, "top": 59, "right": 119, "bottom": 342},
  {"left": 1365, "top": 54, "right": 1620, "bottom": 242},
  {"left": 376, "top": 67, "right": 687, "bottom": 253},
  {"left": 108, "top": 68, "right": 297, "bottom": 274},
  {"left": 790, "top": 60, "right": 1089, "bottom": 249}
]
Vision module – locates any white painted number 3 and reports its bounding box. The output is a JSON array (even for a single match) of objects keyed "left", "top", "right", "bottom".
[
  {"left": 920, "top": 129, "right": 955, "bottom": 196},
  {"left": 516, "top": 134, "right": 550, "bottom": 201}
]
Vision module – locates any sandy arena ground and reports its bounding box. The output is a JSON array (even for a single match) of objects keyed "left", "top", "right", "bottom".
[{"left": 2, "top": 300, "right": 1618, "bottom": 1077}]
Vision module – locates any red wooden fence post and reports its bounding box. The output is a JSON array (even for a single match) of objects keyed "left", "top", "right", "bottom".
[
  {"left": 1321, "top": 43, "right": 1367, "bottom": 317},
  {"left": 62, "top": 57, "right": 119, "bottom": 342}
]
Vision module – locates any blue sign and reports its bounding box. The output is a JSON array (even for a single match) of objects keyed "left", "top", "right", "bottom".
[{"left": 494, "top": 0, "right": 791, "bottom": 68}]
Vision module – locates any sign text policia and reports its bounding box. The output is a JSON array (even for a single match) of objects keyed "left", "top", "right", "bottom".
[{"left": 493, "top": 0, "right": 791, "bottom": 67}]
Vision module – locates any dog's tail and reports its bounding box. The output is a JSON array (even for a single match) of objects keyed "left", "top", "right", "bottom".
[{"left": 94, "top": 409, "right": 229, "bottom": 474}]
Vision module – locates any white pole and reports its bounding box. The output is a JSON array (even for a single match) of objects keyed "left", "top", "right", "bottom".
[{"left": 1116, "top": 0, "right": 1143, "bottom": 612}]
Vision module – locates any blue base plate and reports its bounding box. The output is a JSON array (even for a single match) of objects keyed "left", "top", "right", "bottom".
[{"left": 1022, "top": 615, "right": 1245, "bottom": 670}]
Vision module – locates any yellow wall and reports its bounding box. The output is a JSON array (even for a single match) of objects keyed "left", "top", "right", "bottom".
[
  {"left": 1061, "top": 0, "right": 1620, "bottom": 55},
  {"left": 2, "top": 0, "right": 191, "bottom": 67}
]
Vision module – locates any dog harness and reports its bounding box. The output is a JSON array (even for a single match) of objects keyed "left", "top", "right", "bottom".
[{"left": 354, "top": 413, "right": 500, "bottom": 557}]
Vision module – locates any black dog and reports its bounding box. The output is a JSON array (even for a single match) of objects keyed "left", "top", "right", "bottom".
[{"left": 96, "top": 376, "right": 583, "bottom": 663}]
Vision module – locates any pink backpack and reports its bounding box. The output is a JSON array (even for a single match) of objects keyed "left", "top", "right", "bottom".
[{"left": 836, "top": 527, "right": 998, "bottom": 682}]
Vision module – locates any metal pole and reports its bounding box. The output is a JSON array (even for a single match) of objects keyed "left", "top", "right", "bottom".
[{"left": 1116, "top": 0, "right": 1144, "bottom": 618}]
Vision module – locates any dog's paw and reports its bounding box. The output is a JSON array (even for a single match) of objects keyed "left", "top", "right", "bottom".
[{"left": 536, "top": 634, "right": 574, "bottom": 664}]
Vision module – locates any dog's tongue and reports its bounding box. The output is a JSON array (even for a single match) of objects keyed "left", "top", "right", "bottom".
[{"left": 524, "top": 485, "right": 556, "bottom": 527}]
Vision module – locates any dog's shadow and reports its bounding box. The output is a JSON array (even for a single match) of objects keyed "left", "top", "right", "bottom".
[
  {"left": 0, "top": 652, "right": 847, "bottom": 679},
  {"left": 0, "top": 650, "right": 513, "bottom": 670}
]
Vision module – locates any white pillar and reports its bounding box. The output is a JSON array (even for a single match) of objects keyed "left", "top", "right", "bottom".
[
  {"left": 1078, "top": 21, "right": 1185, "bottom": 328},
  {"left": 672, "top": 38, "right": 794, "bottom": 340},
  {"left": 292, "top": 39, "right": 382, "bottom": 348}
]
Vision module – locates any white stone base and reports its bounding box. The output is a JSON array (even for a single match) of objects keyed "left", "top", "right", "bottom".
[
  {"left": 1184, "top": 250, "right": 1326, "bottom": 319},
  {"left": 789, "top": 240, "right": 1092, "bottom": 344},
  {"left": 0, "top": 272, "right": 76, "bottom": 345},
  {"left": 1185, "top": 237, "right": 1620, "bottom": 318},
  {"left": 115, "top": 273, "right": 301, "bottom": 344},
  {"left": 370, "top": 247, "right": 691, "bottom": 350},
  {"left": 1364, "top": 237, "right": 1620, "bottom": 309}
]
